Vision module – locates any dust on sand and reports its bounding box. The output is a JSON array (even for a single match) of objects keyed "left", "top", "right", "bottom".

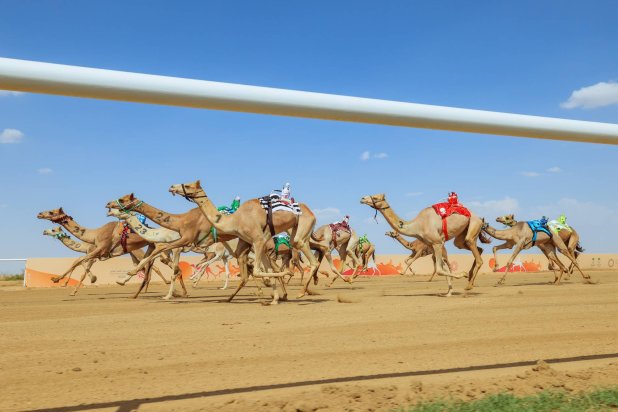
[{"left": 0, "top": 271, "right": 616, "bottom": 411}]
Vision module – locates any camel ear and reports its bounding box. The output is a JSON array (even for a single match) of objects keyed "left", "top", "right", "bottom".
[
  {"left": 195, "top": 180, "right": 201, "bottom": 188},
  {"left": 130, "top": 193, "right": 135, "bottom": 200},
  {"left": 59, "top": 207, "right": 64, "bottom": 214}
]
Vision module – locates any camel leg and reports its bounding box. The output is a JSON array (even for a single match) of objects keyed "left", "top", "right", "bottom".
[
  {"left": 402, "top": 253, "right": 420, "bottom": 276},
  {"left": 221, "top": 257, "right": 230, "bottom": 290},
  {"left": 325, "top": 250, "right": 351, "bottom": 286},
  {"left": 492, "top": 242, "right": 513, "bottom": 272},
  {"left": 163, "top": 249, "right": 185, "bottom": 300},
  {"left": 537, "top": 244, "right": 567, "bottom": 284},
  {"left": 227, "top": 241, "right": 252, "bottom": 302},
  {"left": 192, "top": 251, "right": 223, "bottom": 287},
  {"left": 552, "top": 234, "right": 594, "bottom": 284},
  {"left": 496, "top": 241, "right": 526, "bottom": 286},
  {"left": 54, "top": 253, "right": 95, "bottom": 285},
  {"left": 428, "top": 254, "right": 437, "bottom": 281},
  {"left": 298, "top": 242, "right": 321, "bottom": 299},
  {"left": 132, "top": 261, "right": 153, "bottom": 299}
]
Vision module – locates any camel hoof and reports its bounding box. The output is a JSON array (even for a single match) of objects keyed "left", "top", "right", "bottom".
[
  {"left": 280, "top": 295, "right": 288, "bottom": 301},
  {"left": 161, "top": 295, "right": 172, "bottom": 300},
  {"left": 90, "top": 276, "right": 97, "bottom": 284},
  {"left": 69, "top": 291, "right": 77, "bottom": 296},
  {"left": 296, "top": 293, "right": 306, "bottom": 299},
  {"left": 51, "top": 276, "right": 61, "bottom": 283},
  {"left": 116, "top": 280, "right": 127, "bottom": 286},
  {"left": 494, "top": 282, "right": 504, "bottom": 287}
]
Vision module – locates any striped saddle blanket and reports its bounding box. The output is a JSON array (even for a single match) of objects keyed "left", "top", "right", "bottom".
[{"left": 259, "top": 194, "right": 302, "bottom": 215}]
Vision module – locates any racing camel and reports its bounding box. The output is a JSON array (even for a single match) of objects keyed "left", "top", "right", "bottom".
[
  {"left": 37, "top": 208, "right": 167, "bottom": 296},
  {"left": 168, "top": 180, "right": 320, "bottom": 304},
  {"left": 361, "top": 193, "right": 489, "bottom": 296},
  {"left": 483, "top": 215, "right": 592, "bottom": 286},
  {"left": 385, "top": 231, "right": 449, "bottom": 279}
]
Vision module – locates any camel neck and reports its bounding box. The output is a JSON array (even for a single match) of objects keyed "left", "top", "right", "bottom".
[
  {"left": 192, "top": 190, "right": 234, "bottom": 233},
  {"left": 484, "top": 224, "right": 516, "bottom": 241},
  {"left": 134, "top": 202, "right": 180, "bottom": 230},
  {"left": 59, "top": 236, "right": 90, "bottom": 253},
  {"left": 394, "top": 234, "right": 414, "bottom": 250},
  {"left": 378, "top": 204, "right": 421, "bottom": 237},
  {"left": 61, "top": 219, "right": 96, "bottom": 244}
]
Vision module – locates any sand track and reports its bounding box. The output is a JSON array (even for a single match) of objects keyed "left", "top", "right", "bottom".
[{"left": 1, "top": 271, "right": 616, "bottom": 411}]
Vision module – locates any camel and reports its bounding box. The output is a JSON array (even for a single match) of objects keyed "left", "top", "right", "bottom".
[
  {"left": 265, "top": 236, "right": 305, "bottom": 284},
  {"left": 360, "top": 194, "right": 490, "bottom": 296},
  {"left": 43, "top": 227, "right": 96, "bottom": 286},
  {"left": 343, "top": 231, "right": 377, "bottom": 277},
  {"left": 190, "top": 241, "right": 235, "bottom": 289},
  {"left": 37, "top": 208, "right": 167, "bottom": 296},
  {"left": 385, "top": 231, "right": 450, "bottom": 280},
  {"left": 484, "top": 215, "right": 592, "bottom": 285},
  {"left": 105, "top": 195, "right": 231, "bottom": 300},
  {"left": 496, "top": 215, "right": 584, "bottom": 278},
  {"left": 310, "top": 224, "right": 361, "bottom": 285},
  {"left": 106, "top": 208, "right": 225, "bottom": 293},
  {"left": 168, "top": 180, "right": 320, "bottom": 305}
]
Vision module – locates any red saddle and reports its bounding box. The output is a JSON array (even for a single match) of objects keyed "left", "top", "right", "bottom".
[
  {"left": 329, "top": 221, "right": 351, "bottom": 248},
  {"left": 431, "top": 202, "right": 471, "bottom": 241}
]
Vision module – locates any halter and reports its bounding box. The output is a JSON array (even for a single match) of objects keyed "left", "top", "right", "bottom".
[
  {"left": 116, "top": 199, "right": 143, "bottom": 213},
  {"left": 50, "top": 214, "right": 72, "bottom": 225},
  {"left": 369, "top": 197, "right": 390, "bottom": 223},
  {"left": 53, "top": 232, "right": 68, "bottom": 239},
  {"left": 180, "top": 184, "right": 207, "bottom": 202}
]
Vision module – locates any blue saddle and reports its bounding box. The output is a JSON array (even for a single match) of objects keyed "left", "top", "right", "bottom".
[{"left": 527, "top": 217, "right": 552, "bottom": 245}]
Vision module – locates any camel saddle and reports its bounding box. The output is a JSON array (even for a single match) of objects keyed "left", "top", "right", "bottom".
[
  {"left": 259, "top": 194, "right": 302, "bottom": 236},
  {"left": 329, "top": 221, "right": 351, "bottom": 248},
  {"left": 274, "top": 235, "right": 291, "bottom": 253},
  {"left": 527, "top": 217, "right": 552, "bottom": 246},
  {"left": 431, "top": 202, "right": 471, "bottom": 241}
]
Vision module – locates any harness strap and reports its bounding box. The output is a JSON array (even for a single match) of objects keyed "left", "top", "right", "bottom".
[{"left": 267, "top": 199, "right": 276, "bottom": 237}]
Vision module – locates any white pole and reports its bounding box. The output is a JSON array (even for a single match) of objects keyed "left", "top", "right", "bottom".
[{"left": 0, "top": 57, "right": 617, "bottom": 144}]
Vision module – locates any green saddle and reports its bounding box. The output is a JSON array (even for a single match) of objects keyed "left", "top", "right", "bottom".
[{"left": 274, "top": 235, "right": 291, "bottom": 253}]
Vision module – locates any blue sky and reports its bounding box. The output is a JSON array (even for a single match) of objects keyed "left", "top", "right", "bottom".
[{"left": 1, "top": 1, "right": 617, "bottom": 272}]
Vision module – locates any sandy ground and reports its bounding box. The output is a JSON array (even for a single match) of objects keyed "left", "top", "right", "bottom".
[{"left": 1, "top": 270, "right": 617, "bottom": 412}]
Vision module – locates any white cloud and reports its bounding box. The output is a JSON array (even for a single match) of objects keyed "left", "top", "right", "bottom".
[
  {"left": 37, "top": 168, "right": 53, "bottom": 174},
  {"left": 360, "top": 151, "right": 388, "bottom": 161},
  {"left": 520, "top": 171, "right": 540, "bottom": 177},
  {"left": 313, "top": 207, "right": 341, "bottom": 220},
  {"left": 406, "top": 192, "right": 423, "bottom": 197},
  {"left": 0, "top": 90, "right": 24, "bottom": 97},
  {"left": 561, "top": 81, "right": 618, "bottom": 109},
  {"left": 0, "top": 128, "right": 24, "bottom": 144},
  {"left": 468, "top": 197, "right": 520, "bottom": 218},
  {"left": 547, "top": 166, "right": 561, "bottom": 173}
]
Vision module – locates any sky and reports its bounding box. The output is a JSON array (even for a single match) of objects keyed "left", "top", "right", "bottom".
[{"left": 1, "top": 1, "right": 617, "bottom": 273}]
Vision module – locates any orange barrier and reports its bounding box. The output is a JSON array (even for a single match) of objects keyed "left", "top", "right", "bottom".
[{"left": 24, "top": 253, "right": 618, "bottom": 287}]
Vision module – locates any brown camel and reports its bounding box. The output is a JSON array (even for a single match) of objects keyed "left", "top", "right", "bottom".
[
  {"left": 484, "top": 215, "right": 591, "bottom": 285},
  {"left": 360, "top": 194, "right": 490, "bottom": 296},
  {"left": 105, "top": 195, "right": 233, "bottom": 300},
  {"left": 37, "top": 208, "right": 166, "bottom": 296},
  {"left": 355, "top": 236, "right": 376, "bottom": 274},
  {"left": 310, "top": 224, "right": 359, "bottom": 286},
  {"left": 43, "top": 227, "right": 96, "bottom": 286},
  {"left": 168, "top": 180, "right": 320, "bottom": 304},
  {"left": 385, "top": 231, "right": 450, "bottom": 280},
  {"left": 499, "top": 214, "right": 584, "bottom": 278}
]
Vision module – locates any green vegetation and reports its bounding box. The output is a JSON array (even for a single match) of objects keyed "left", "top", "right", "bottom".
[
  {"left": 402, "top": 387, "right": 618, "bottom": 412},
  {"left": 0, "top": 272, "right": 24, "bottom": 281}
]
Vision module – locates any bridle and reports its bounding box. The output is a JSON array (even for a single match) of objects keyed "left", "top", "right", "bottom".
[
  {"left": 179, "top": 184, "right": 207, "bottom": 202},
  {"left": 50, "top": 214, "right": 72, "bottom": 225},
  {"left": 116, "top": 198, "right": 143, "bottom": 213},
  {"left": 53, "top": 232, "right": 68, "bottom": 239},
  {"left": 369, "top": 197, "right": 390, "bottom": 223}
]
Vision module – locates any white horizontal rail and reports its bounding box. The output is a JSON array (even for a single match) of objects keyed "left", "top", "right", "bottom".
[
  {"left": 0, "top": 258, "right": 27, "bottom": 261},
  {"left": 1, "top": 57, "right": 617, "bottom": 144}
]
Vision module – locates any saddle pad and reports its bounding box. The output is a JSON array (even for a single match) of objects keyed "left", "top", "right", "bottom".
[
  {"left": 431, "top": 202, "right": 471, "bottom": 241},
  {"left": 259, "top": 194, "right": 302, "bottom": 215},
  {"left": 548, "top": 220, "right": 572, "bottom": 233}
]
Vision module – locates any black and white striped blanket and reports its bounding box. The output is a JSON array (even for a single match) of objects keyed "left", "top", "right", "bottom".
[{"left": 259, "top": 194, "right": 302, "bottom": 215}]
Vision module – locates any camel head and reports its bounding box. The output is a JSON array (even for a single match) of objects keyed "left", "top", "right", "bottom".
[
  {"left": 169, "top": 180, "right": 204, "bottom": 200},
  {"left": 385, "top": 231, "right": 398, "bottom": 238},
  {"left": 496, "top": 214, "right": 516, "bottom": 227},
  {"left": 360, "top": 194, "right": 388, "bottom": 209},
  {"left": 106, "top": 208, "right": 131, "bottom": 220},
  {"left": 43, "top": 227, "right": 65, "bottom": 237},
  {"left": 37, "top": 207, "right": 71, "bottom": 224},
  {"left": 106, "top": 193, "right": 141, "bottom": 212}
]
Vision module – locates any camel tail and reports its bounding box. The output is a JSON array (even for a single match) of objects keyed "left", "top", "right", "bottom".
[
  {"left": 478, "top": 230, "right": 492, "bottom": 244},
  {"left": 575, "top": 242, "right": 585, "bottom": 253}
]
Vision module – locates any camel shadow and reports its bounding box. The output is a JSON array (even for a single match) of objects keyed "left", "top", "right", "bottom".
[{"left": 381, "top": 291, "right": 483, "bottom": 298}]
